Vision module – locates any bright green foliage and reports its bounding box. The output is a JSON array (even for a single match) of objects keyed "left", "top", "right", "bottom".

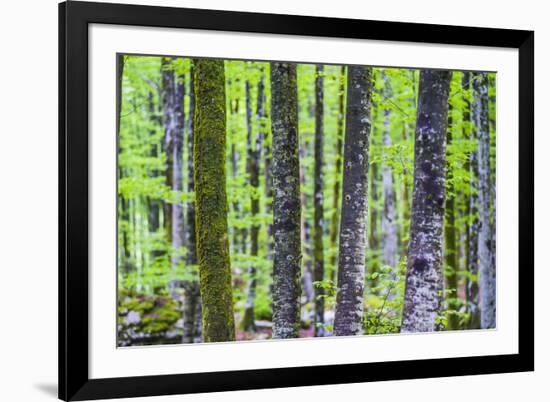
[{"left": 117, "top": 53, "right": 496, "bottom": 344}]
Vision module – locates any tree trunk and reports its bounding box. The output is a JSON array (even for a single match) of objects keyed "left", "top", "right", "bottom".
[
  {"left": 242, "top": 71, "right": 266, "bottom": 331},
  {"left": 193, "top": 59, "right": 235, "bottom": 342},
  {"left": 299, "top": 143, "right": 315, "bottom": 304},
  {"left": 381, "top": 73, "right": 398, "bottom": 287},
  {"left": 329, "top": 66, "right": 346, "bottom": 283},
  {"left": 161, "top": 58, "right": 185, "bottom": 250},
  {"left": 445, "top": 100, "right": 459, "bottom": 330},
  {"left": 333, "top": 66, "right": 372, "bottom": 336},
  {"left": 270, "top": 62, "right": 302, "bottom": 339},
  {"left": 473, "top": 72, "right": 496, "bottom": 329},
  {"left": 182, "top": 63, "right": 201, "bottom": 343},
  {"left": 368, "top": 155, "right": 380, "bottom": 292},
  {"left": 401, "top": 69, "right": 451, "bottom": 333},
  {"left": 313, "top": 65, "right": 326, "bottom": 336},
  {"left": 463, "top": 72, "right": 481, "bottom": 329},
  {"left": 230, "top": 97, "right": 241, "bottom": 252}
]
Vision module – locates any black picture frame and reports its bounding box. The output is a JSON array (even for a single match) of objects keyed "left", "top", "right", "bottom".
[{"left": 59, "top": 1, "right": 534, "bottom": 400}]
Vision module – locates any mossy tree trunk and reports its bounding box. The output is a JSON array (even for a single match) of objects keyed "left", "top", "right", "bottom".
[
  {"left": 313, "top": 65, "right": 326, "bottom": 336},
  {"left": 270, "top": 62, "right": 302, "bottom": 339},
  {"left": 334, "top": 66, "right": 373, "bottom": 336},
  {"left": 242, "top": 70, "right": 266, "bottom": 331},
  {"left": 401, "top": 69, "right": 451, "bottom": 333},
  {"left": 193, "top": 59, "right": 235, "bottom": 342},
  {"left": 329, "top": 66, "right": 346, "bottom": 283},
  {"left": 445, "top": 101, "right": 459, "bottom": 330},
  {"left": 182, "top": 63, "right": 201, "bottom": 343},
  {"left": 368, "top": 153, "right": 380, "bottom": 292},
  {"left": 473, "top": 72, "right": 496, "bottom": 329}
]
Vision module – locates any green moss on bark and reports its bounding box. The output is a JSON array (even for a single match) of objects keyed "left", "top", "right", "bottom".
[{"left": 193, "top": 59, "right": 236, "bottom": 342}]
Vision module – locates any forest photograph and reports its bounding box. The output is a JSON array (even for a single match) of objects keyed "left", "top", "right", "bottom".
[{"left": 116, "top": 54, "right": 496, "bottom": 347}]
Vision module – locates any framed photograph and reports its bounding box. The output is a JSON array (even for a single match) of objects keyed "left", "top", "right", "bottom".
[{"left": 59, "top": 1, "right": 534, "bottom": 400}]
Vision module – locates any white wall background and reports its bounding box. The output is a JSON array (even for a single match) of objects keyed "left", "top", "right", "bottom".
[{"left": 0, "top": 0, "right": 545, "bottom": 401}]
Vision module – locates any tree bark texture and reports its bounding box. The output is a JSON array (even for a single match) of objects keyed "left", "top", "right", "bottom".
[
  {"left": 270, "top": 62, "right": 302, "bottom": 339},
  {"left": 313, "top": 65, "right": 326, "bottom": 336},
  {"left": 182, "top": 63, "right": 201, "bottom": 343},
  {"left": 401, "top": 69, "right": 451, "bottom": 333},
  {"left": 464, "top": 72, "right": 481, "bottom": 329},
  {"left": 334, "top": 66, "right": 372, "bottom": 336},
  {"left": 381, "top": 73, "right": 398, "bottom": 279},
  {"left": 473, "top": 72, "right": 496, "bottom": 329},
  {"left": 329, "top": 66, "right": 346, "bottom": 283},
  {"left": 242, "top": 71, "right": 266, "bottom": 331},
  {"left": 445, "top": 100, "right": 459, "bottom": 330},
  {"left": 193, "top": 59, "right": 235, "bottom": 342}
]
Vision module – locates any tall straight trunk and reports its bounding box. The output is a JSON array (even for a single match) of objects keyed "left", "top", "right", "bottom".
[
  {"left": 116, "top": 55, "right": 133, "bottom": 274},
  {"left": 400, "top": 124, "right": 411, "bottom": 253},
  {"left": 230, "top": 97, "right": 241, "bottom": 252},
  {"left": 463, "top": 72, "right": 481, "bottom": 329},
  {"left": 147, "top": 91, "right": 160, "bottom": 235},
  {"left": 333, "top": 66, "right": 372, "bottom": 336},
  {"left": 116, "top": 54, "right": 124, "bottom": 138},
  {"left": 161, "top": 59, "right": 185, "bottom": 271},
  {"left": 473, "top": 72, "right": 496, "bottom": 329},
  {"left": 313, "top": 65, "right": 326, "bottom": 336},
  {"left": 161, "top": 58, "right": 184, "bottom": 249},
  {"left": 381, "top": 73, "right": 398, "bottom": 279},
  {"left": 164, "top": 63, "right": 185, "bottom": 272},
  {"left": 299, "top": 144, "right": 315, "bottom": 304},
  {"left": 242, "top": 71, "right": 266, "bottom": 331},
  {"left": 401, "top": 69, "right": 451, "bottom": 333},
  {"left": 120, "top": 196, "right": 133, "bottom": 274},
  {"left": 270, "top": 62, "right": 302, "bottom": 339},
  {"left": 193, "top": 59, "right": 235, "bottom": 342},
  {"left": 368, "top": 160, "right": 380, "bottom": 291},
  {"left": 329, "top": 66, "right": 346, "bottom": 283},
  {"left": 445, "top": 101, "right": 459, "bottom": 330},
  {"left": 147, "top": 91, "right": 164, "bottom": 260},
  {"left": 182, "top": 63, "right": 201, "bottom": 343}
]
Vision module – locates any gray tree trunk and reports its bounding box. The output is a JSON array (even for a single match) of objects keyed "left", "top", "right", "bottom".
[
  {"left": 313, "top": 65, "right": 326, "bottom": 337},
  {"left": 401, "top": 69, "right": 452, "bottom": 333},
  {"left": 381, "top": 73, "right": 398, "bottom": 282},
  {"left": 161, "top": 58, "right": 185, "bottom": 273},
  {"left": 473, "top": 72, "right": 496, "bottom": 329},
  {"left": 270, "top": 62, "right": 302, "bottom": 339},
  {"left": 333, "top": 66, "right": 372, "bottom": 336},
  {"left": 242, "top": 71, "right": 266, "bottom": 331},
  {"left": 463, "top": 72, "right": 480, "bottom": 329},
  {"left": 299, "top": 143, "right": 315, "bottom": 304}
]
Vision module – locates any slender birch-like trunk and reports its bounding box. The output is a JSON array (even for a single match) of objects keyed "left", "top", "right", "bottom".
[
  {"left": 161, "top": 58, "right": 185, "bottom": 272},
  {"left": 381, "top": 73, "right": 398, "bottom": 285},
  {"left": 313, "top": 65, "right": 326, "bottom": 336}
]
